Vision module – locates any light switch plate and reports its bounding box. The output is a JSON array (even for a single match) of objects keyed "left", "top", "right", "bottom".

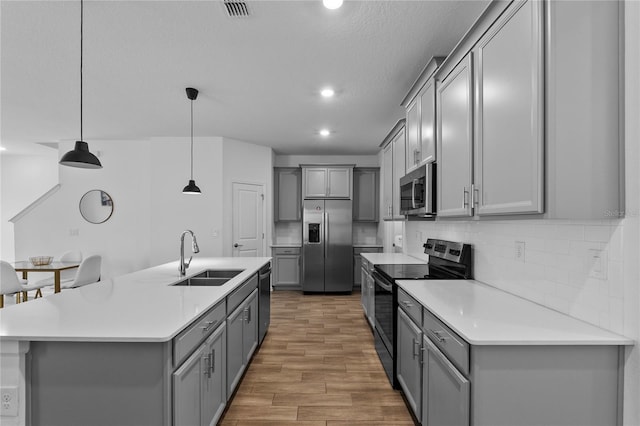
[
  {"left": 588, "top": 249, "right": 608, "bottom": 280},
  {"left": 515, "top": 241, "right": 526, "bottom": 262}
]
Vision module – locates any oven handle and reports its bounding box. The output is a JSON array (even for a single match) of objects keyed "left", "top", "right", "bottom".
[{"left": 372, "top": 271, "right": 393, "bottom": 292}]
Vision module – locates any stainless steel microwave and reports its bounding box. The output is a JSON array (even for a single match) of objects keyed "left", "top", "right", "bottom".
[{"left": 399, "top": 163, "right": 436, "bottom": 217}]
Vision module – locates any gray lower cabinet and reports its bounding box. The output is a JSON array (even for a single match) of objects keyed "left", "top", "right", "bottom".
[
  {"left": 273, "top": 247, "right": 301, "bottom": 289},
  {"left": 173, "top": 323, "right": 227, "bottom": 426},
  {"left": 360, "top": 256, "right": 376, "bottom": 329},
  {"left": 353, "top": 248, "right": 382, "bottom": 288},
  {"left": 422, "top": 335, "right": 470, "bottom": 426},
  {"left": 397, "top": 308, "right": 423, "bottom": 422},
  {"left": 227, "top": 288, "right": 259, "bottom": 396}
]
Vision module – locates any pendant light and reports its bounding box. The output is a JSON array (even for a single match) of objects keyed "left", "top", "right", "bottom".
[
  {"left": 59, "top": 0, "right": 102, "bottom": 169},
  {"left": 182, "top": 87, "right": 201, "bottom": 194}
]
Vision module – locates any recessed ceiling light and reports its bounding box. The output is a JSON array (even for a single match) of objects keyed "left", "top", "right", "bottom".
[
  {"left": 319, "top": 129, "right": 331, "bottom": 137},
  {"left": 320, "top": 88, "right": 335, "bottom": 98},
  {"left": 323, "top": 0, "right": 343, "bottom": 10},
  {"left": 0, "top": 147, "right": 6, "bottom": 151}
]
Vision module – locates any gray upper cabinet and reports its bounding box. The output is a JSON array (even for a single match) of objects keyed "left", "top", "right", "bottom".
[
  {"left": 353, "top": 168, "right": 379, "bottom": 222},
  {"left": 419, "top": 79, "right": 437, "bottom": 165},
  {"left": 437, "top": 54, "right": 474, "bottom": 218},
  {"left": 380, "top": 121, "right": 406, "bottom": 221},
  {"left": 402, "top": 57, "right": 444, "bottom": 173},
  {"left": 302, "top": 166, "right": 353, "bottom": 199},
  {"left": 473, "top": 0, "right": 544, "bottom": 216},
  {"left": 274, "top": 168, "right": 301, "bottom": 222},
  {"left": 381, "top": 141, "right": 394, "bottom": 220},
  {"left": 405, "top": 99, "right": 420, "bottom": 171}
]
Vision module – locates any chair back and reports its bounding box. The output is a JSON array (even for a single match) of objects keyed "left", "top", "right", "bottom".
[
  {"left": 0, "top": 261, "right": 25, "bottom": 294},
  {"left": 59, "top": 251, "right": 83, "bottom": 281},
  {"left": 70, "top": 255, "right": 102, "bottom": 288},
  {"left": 60, "top": 251, "right": 83, "bottom": 263}
]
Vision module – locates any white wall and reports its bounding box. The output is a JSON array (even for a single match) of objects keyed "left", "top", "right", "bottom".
[
  {"left": 149, "top": 137, "right": 224, "bottom": 265},
  {"left": 0, "top": 151, "right": 58, "bottom": 261},
  {"left": 222, "top": 138, "right": 273, "bottom": 257},
  {"left": 12, "top": 136, "right": 268, "bottom": 280}
]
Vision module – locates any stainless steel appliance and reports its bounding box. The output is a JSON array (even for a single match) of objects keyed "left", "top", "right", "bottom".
[
  {"left": 302, "top": 199, "right": 353, "bottom": 293},
  {"left": 399, "top": 163, "right": 436, "bottom": 217},
  {"left": 258, "top": 262, "right": 271, "bottom": 344},
  {"left": 372, "top": 239, "right": 471, "bottom": 388}
]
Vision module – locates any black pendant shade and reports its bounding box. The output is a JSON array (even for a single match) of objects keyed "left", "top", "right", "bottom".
[
  {"left": 59, "top": 0, "right": 102, "bottom": 169},
  {"left": 59, "top": 141, "right": 102, "bottom": 169},
  {"left": 182, "top": 87, "right": 201, "bottom": 195},
  {"left": 182, "top": 179, "right": 201, "bottom": 194}
]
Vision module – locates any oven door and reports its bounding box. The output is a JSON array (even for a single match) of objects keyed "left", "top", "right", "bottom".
[{"left": 373, "top": 271, "right": 394, "bottom": 353}]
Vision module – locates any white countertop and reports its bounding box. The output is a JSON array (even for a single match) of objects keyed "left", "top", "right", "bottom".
[
  {"left": 397, "top": 280, "right": 633, "bottom": 346},
  {"left": 360, "top": 253, "right": 426, "bottom": 265},
  {"left": 270, "top": 243, "right": 302, "bottom": 248},
  {"left": 0, "top": 257, "right": 271, "bottom": 343}
]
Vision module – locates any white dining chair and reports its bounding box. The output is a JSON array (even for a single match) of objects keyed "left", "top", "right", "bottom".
[
  {"left": 60, "top": 255, "right": 102, "bottom": 289},
  {"left": 1, "top": 261, "right": 27, "bottom": 308},
  {"left": 32, "top": 250, "right": 83, "bottom": 290}
]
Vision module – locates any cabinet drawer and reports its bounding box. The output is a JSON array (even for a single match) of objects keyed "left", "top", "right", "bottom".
[
  {"left": 397, "top": 288, "right": 422, "bottom": 326},
  {"left": 273, "top": 247, "right": 301, "bottom": 255},
  {"left": 422, "top": 308, "right": 469, "bottom": 376},
  {"left": 227, "top": 273, "right": 258, "bottom": 314},
  {"left": 173, "top": 301, "right": 226, "bottom": 367}
]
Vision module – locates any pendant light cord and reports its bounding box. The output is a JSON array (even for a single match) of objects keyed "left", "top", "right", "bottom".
[
  {"left": 190, "top": 99, "right": 194, "bottom": 180},
  {"left": 80, "top": 0, "right": 83, "bottom": 141}
]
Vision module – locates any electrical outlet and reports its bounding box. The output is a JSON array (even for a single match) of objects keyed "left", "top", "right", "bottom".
[
  {"left": 212, "top": 229, "right": 219, "bottom": 238},
  {"left": 588, "top": 249, "right": 608, "bottom": 280},
  {"left": 69, "top": 228, "right": 80, "bottom": 237},
  {"left": 1, "top": 387, "right": 18, "bottom": 417},
  {"left": 515, "top": 241, "right": 526, "bottom": 262}
]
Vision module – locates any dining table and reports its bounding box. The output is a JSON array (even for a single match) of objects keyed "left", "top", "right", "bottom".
[{"left": 13, "top": 261, "right": 81, "bottom": 294}]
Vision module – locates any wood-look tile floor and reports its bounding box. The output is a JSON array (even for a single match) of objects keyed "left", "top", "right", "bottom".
[{"left": 219, "top": 291, "right": 414, "bottom": 426}]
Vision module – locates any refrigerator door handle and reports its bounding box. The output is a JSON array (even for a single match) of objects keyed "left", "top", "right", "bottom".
[{"left": 324, "top": 212, "right": 328, "bottom": 259}]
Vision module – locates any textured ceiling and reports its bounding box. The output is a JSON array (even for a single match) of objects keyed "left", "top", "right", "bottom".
[{"left": 1, "top": 0, "right": 488, "bottom": 156}]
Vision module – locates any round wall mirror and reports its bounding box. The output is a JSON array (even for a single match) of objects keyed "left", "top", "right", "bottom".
[{"left": 79, "top": 190, "right": 114, "bottom": 224}]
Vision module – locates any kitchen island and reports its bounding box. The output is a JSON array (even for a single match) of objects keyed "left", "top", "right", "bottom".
[{"left": 0, "top": 257, "right": 271, "bottom": 426}]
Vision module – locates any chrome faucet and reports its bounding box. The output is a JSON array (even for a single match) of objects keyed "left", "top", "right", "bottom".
[{"left": 179, "top": 230, "right": 200, "bottom": 276}]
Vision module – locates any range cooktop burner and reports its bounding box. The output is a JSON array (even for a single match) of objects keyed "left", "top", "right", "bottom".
[{"left": 374, "top": 263, "right": 456, "bottom": 281}]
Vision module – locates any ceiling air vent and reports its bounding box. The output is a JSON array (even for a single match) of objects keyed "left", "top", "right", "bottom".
[{"left": 224, "top": 0, "right": 250, "bottom": 17}]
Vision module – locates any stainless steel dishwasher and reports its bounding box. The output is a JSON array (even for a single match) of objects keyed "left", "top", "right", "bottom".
[{"left": 258, "top": 262, "right": 271, "bottom": 344}]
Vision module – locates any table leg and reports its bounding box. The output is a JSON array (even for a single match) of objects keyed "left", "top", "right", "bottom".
[{"left": 54, "top": 270, "right": 61, "bottom": 293}]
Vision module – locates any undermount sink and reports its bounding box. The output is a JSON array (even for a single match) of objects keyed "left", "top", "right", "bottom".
[
  {"left": 194, "top": 269, "right": 244, "bottom": 279},
  {"left": 172, "top": 270, "right": 245, "bottom": 286}
]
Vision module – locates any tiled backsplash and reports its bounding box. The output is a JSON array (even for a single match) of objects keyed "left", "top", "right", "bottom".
[{"left": 405, "top": 219, "right": 626, "bottom": 334}]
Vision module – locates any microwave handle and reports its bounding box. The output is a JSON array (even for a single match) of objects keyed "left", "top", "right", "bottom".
[{"left": 412, "top": 179, "right": 418, "bottom": 209}]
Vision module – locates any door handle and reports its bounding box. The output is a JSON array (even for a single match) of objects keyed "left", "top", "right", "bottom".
[
  {"left": 234, "top": 243, "right": 243, "bottom": 248},
  {"left": 412, "top": 179, "right": 417, "bottom": 209},
  {"left": 324, "top": 212, "right": 328, "bottom": 259},
  {"left": 210, "top": 349, "right": 215, "bottom": 374}
]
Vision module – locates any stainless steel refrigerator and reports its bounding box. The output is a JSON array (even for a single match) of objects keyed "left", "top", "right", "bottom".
[{"left": 302, "top": 199, "right": 353, "bottom": 293}]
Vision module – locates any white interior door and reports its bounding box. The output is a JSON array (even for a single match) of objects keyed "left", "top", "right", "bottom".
[{"left": 232, "top": 182, "right": 264, "bottom": 257}]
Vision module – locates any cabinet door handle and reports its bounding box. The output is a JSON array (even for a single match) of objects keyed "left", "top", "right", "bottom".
[
  {"left": 412, "top": 338, "right": 420, "bottom": 358},
  {"left": 201, "top": 320, "right": 217, "bottom": 333},
  {"left": 402, "top": 300, "right": 414, "bottom": 308},
  {"left": 210, "top": 349, "right": 215, "bottom": 374},
  {"left": 462, "top": 187, "right": 469, "bottom": 208},
  {"left": 203, "top": 353, "right": 212, "bottom": 378},
  {"left": 472, "top": 184, "right": 479, "bottom": 207},
  {"left": 428, "top": 329, "right": 446, "bottom": 343}
]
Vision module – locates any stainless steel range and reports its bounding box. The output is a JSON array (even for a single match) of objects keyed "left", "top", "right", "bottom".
[{"left": 372, "top": 239, "right": 472, "bottom": 388}]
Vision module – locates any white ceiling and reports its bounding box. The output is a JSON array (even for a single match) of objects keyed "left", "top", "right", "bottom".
[{"left": 1, "top": 0, "right": 488, "bottom": 156}]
